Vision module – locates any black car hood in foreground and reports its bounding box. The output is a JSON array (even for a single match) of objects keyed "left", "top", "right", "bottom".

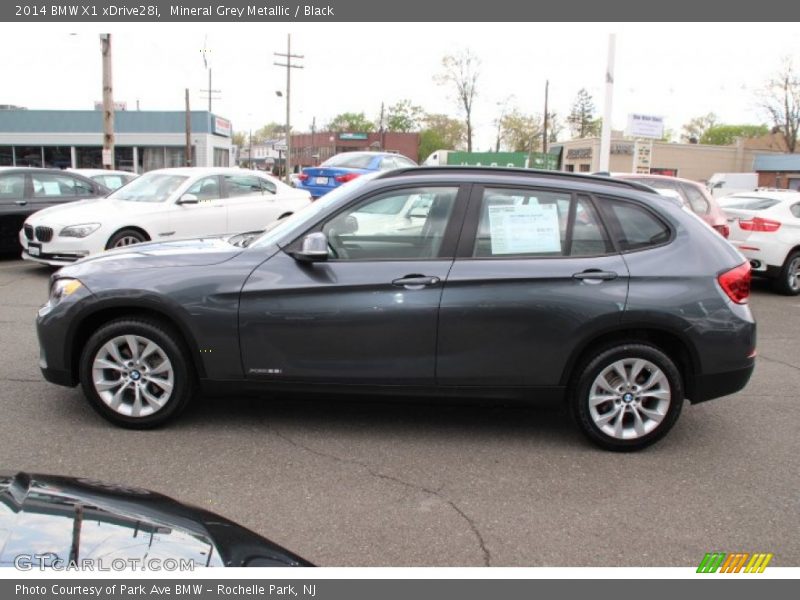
[
  {"left": 0, "top": 472, "right": 312, "bottom": 568},
  {"left": 70, "top": 237, "right": 244, "bottom": 272}
]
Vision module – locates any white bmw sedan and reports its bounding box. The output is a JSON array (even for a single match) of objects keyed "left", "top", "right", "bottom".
[
  {"left": 720, "top": 190, "right": 800, "bottom": 295},
  {"left": 19, "top": 167, "right": 312, "bottom": 266}
]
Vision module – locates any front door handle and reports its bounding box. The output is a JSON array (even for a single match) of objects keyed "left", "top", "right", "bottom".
[
  {"left": 392, "top": 274, "right": 441, "bottom": 289},
  {"left": 573, "top": 270, "right": 618, "bottom": 282},
  {"left": 14, "top": 200, "right": 27, "bottom": 206}
]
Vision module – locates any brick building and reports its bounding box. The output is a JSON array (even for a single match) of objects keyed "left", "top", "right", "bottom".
[
  {"left": 289, "top": 131, "right": 420, "bottom": 169},
  {"left": 754, "top": 154, "right": 800, "bottom": 191}
]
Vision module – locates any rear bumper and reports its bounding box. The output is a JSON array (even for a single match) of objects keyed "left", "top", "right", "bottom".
[
  {"left": 688, "top": 362, "right": 755, "bottom": 404},
  {"left": 296, "top": 182, "right": 338, "bottom": 198}
]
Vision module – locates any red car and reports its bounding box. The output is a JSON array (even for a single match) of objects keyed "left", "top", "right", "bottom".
[{"left": 616, "top": 173, "right": 729, "bottom": 238}]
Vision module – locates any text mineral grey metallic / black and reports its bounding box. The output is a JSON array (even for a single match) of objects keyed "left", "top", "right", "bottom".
[{"left": 35, "top": 167, "right": 756, "bottom": 450}]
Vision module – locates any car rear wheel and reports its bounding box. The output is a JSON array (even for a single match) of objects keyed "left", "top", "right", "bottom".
[
  {"left": 79, "top": 319, "right": 195, "bottom": 428},
  {"left": 570, "top": 343, "right": 684, "bottom": 451},
  {"left": 106, "top": 228, "right": 147, "bottom": 249},
  {"left": 773, "top": 251, "right": 800, "bottom": 296}
]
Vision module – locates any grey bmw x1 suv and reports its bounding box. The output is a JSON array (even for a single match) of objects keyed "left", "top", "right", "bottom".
[{"left": 36, "top": 167, "right": 756, "bottom": 450}]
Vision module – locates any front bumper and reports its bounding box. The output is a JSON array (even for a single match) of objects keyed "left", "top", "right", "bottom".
[{"left": 19, "top": 228, "right": 95, "bottom": 266}]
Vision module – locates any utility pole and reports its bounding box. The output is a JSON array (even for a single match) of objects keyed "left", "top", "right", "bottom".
[
  {"left": 200, "top": 39, "right": 220, "bottom": 113},
  {"left": 311, "top": 116, "right": 317, "bottom": 165},
  {"left": 378, "top": 101, "right": 385, "bottom": 150},
  {"left": 542, "top": 80, "right": 549, "bottom": 159},
  {"left": 185, "top": 88, "right": 192, "bottom": 167},
  {"left": 100, "top": 34, "right": 114, "bottom": 170},
  {"left": 599, "top": 34, "right": 616, "bottom": 173},
  {"left": 274, "top": 34, "right": 304, "bottom": 184}
]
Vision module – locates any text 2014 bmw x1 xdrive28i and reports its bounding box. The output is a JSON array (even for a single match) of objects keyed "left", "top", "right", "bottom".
[{"left": 35, "top": 167, "right": 756, "bottom": 450}]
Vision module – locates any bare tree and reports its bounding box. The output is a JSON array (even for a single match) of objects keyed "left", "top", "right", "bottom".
[
  {"left": 681, "top": 112, "right": 718, "bottom": 143},
  {"left": 760, "top": 60, "right": 800, "bottom": 153},
  {"left": 435, "top": 49, "right": 480, "bottom": 152}
]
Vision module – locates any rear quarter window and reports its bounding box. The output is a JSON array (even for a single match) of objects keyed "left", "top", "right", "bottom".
[{"left": 599, "top": 198, "right": 672, "bottom": 251}]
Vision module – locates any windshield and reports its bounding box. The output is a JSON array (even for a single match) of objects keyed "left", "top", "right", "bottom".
[
  {"left": 321, "top": 153, "right": 376, "bottom": 169},
  {"left": 108, "top": 173, "right": 188, "bottom": 203},
  {"left": 249, "top": 173, "right": 379, "bottom": 248}
]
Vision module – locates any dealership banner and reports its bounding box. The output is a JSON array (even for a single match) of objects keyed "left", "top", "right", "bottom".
[
  {"left": 3, "top": 579, "right": 798, "bottom": 600},
  {"left": 3, "top": 0, "right": 800, "bottom": 21}
]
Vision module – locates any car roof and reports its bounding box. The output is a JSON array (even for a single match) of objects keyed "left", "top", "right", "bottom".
[
  {"left": 727, "top": 190, "right": 800, "bottom": 201},
  {"left": 69, "top": 168, "right": 136, "bottom": 177},
  {"left": 140, "top": 167, "right": 271, "bottom": 177},
  {"left": 378, "top": 166, "right": 656, "bottom": 193},
  {"left": 614, "top": 172, "right": 700, "bottom": 186}
]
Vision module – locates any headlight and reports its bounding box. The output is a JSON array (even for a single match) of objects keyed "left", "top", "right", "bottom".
[
  {"left": 60, "top": 223, "right": 101, "bottom": 238},
  {"left": 49, "top": 278, "right": 83, "bottom": 305}
]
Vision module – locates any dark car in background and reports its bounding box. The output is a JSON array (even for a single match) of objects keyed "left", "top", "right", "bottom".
[
  {"left": 0, "top": 167, "right": 107, "bottom": 252},
  {"left": 615, "top": 173, "right": 730, "bottom": 238},
  {"left": 0, "top": 472, "right": 312, "bottom": 567},
  {"left": 35, "top": 167, "right": 755, "bottom": 451},
  {"left": 296, "top": 151, "right": 417, "bottom": 198}
]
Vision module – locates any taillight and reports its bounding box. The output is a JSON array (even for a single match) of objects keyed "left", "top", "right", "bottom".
[
  {"left": 739, "top": 217, "right": 781, "bottom": 232},
  {"left": 718, "top": 262, "right": 751, "bottom": 304},
  {"left": 713, "top": 224, "right": 730, "bottom": 238},
  {"left": 335, "top": 173, "right": 361, "bottom": 183},
  {"left": 298, "top": 173, "right": 309, "bottom": 181}
]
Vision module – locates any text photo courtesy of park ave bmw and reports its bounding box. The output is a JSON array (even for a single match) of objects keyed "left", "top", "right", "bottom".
[{"left": 0, "top": 2, "right": 799, "bottom": 589}]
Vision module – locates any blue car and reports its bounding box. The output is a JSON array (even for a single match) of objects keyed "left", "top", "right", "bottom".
[{"left": 296, "top": 151, "right": 417, "bottom": 198}]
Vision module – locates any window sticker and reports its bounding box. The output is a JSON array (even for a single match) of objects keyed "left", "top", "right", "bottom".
[
  {"left": 104, "top": 176, "right": 122, "bottom": 189},
  {"left": 488, "top": 203, "right": 561, "bottom": 255},
  {"left": 42, "top": 181, "right": 62, "bottom": 195}
]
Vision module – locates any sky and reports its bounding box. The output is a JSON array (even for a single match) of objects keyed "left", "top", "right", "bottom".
[{"left": 2, "top": 22, "right": 799, "bottom": 151}]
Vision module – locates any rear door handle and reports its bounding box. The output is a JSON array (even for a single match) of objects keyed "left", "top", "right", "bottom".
[
  {"left": 14, "top": 200, "right": 27, "bottom": 205},
  {"left": 573, "top": 270, "right": 618, "bottom": 282},
  {"left": 392, "top": 275, "right": 441, "bottom": 289}
]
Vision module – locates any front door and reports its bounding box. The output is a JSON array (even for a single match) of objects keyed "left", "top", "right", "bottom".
[
  {"left": 171, "top": 175, "right": 227, "bottom": 238},
  {"left": 238, "top": 184, "right": 468, "bottom": 384},
  {"left": 437, "top": 186, "right": 629, "bottom": 387}
]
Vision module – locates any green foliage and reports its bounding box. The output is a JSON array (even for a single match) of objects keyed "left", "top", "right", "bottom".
[
  {"left": 418, "top": 113, "right": 467, "bottom": 161},
  {"left": 326, "top": 112, "right": 376, "bottom": 133},
  {"left": 567, "top": 89, "right": 599, "bottom": 138},
  {"left": 385, "top": 100, "right": 425, "bottom": 132},
  {"left": 700, "top": 124, "right": 769, "bottom": 145},
  {"left": 500, "top": 109, "right": 543, "bottom": 153}
]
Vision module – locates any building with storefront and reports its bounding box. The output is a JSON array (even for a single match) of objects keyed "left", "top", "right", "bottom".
[
  {"left": 754, "top": 154, "right": 800, "bottom": 190},
  {"left": 553, "top": 133, "right": 785, "bottom": 183},
  {"left": 0, "top": 109, "right": 234, "bottom": 172}
]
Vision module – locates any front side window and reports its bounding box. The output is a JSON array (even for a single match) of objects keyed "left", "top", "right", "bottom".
[
  {"left": 186, "top": 176, "right": 221, "bottom": 201},
  {"left": 322, "top": 186, "right": 458, "bottom": 260},
  {"left": 31, "top": 173, "right": 93, "bottom": 198},
  {"left": 224, "top": 175, "right": 275, "bottom": 197}
]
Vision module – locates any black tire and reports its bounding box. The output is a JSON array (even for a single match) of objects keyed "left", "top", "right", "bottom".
[
  {"left": 772, "top": 251, "right": 800, "bottom": 296},
  {"left": 78, "top": 318, "right": 195, "bottom": 428},
  {"left": 570, "top": 343, "right": 684, "bottom": 451},
  {"left": 105, "top": 228, "right": 147, "bottom": 250}
]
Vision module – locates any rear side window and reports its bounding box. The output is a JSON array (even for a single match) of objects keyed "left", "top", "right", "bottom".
[
  {"left": 681, "top": 183, "right": 710, "bottom": 215},
  {"left": 0, "top": 173, "right": 25, "bottom": 198},
  {"left": 599, "top": 198, "right": 671, "bottom": 251},
  {"left": 791, "top": 203, "right": 800, "bottom": 218},
  {"left": 472, "top": 189, "right": 612, "bottom": 258}
]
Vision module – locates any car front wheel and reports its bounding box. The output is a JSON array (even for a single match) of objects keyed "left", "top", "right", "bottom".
[
  {"left": 106, "top": 228, "right": 147, "bottom": 249},
  {"left": 773, "top": 251, "right": 800, "bottom": 296},
  {"left": 571, "top": 344, "right": 684, "bottom": 451},
  {"left": 79, "top": 319, "right": 195, "bottom": 428}
]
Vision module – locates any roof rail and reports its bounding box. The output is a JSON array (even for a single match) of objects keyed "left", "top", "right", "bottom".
[{"left": 378, "top": 165, "right": 656, "bottom": 193}]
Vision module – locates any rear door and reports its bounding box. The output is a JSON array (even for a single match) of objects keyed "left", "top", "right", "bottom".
[
  {"left": 437, "top": 186, "right": 629, "bottom": 387},
  {"left": 0, "top": 172, "right": 30, "bottom": 249},
  {"left": 223, "top": 173, "right": 285, "bottom": 233}
]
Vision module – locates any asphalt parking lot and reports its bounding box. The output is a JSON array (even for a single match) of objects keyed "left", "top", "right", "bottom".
[{"left": 0, "top": 253, "right": 798, "bottom": 567}]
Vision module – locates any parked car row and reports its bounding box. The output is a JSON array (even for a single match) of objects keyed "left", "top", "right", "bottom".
[{"left": 295, "top": 151, "right": 417, "bottom": 198}]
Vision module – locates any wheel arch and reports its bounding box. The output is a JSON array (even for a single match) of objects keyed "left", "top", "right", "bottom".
[
  {"left": 559, "top": 325, "right": 700, "bottom": 400},
  {"left": 105, "top": 225, "right": 151, "bottom": 249},
  {"left": 67, "top": 302, "right": 206, "bottom": 385}
]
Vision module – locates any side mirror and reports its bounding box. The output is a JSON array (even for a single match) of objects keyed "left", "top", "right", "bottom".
[
  {"left": 291, "top": 232, "right": 329, "bottom": 263},
  {"left": 177, "top": 193, "right": 199, "bottom": 205}
]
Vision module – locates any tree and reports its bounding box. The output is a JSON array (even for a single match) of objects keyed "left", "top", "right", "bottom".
[
  {"left": 700, "top": 124, "right": 770, "bottom": 146},
  {"left": 385, "top": 100, "right": 425, "bottom": 132},
  {"left": 417, "top": 113, "right": 467, "bottom": 162},
  {"left": 545, "top": 111, "right": 563, "bottom": 143},
  {"left": 499, "top": 109, "right": 543, "bottom": 153},
  {"left": 435, "top": 49, "right": 480, "bottom": 151},
  {"left": 681, "top": 113, "right": 718, "bottom": 143},
  {"left": 231, "top": 131, "right": 246, "bottom": 147},
  {"left": 326, "top": 112, "right": 376, "bottom": 133},
  {"left": 250, "top": 122, "right": 286, "bottom": 144},
  {"left": 759, "top": 60, "right": 800, "bottom": 153},
  {"left": 567, "top": 88, "right": 600, "bottom": 138}
]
